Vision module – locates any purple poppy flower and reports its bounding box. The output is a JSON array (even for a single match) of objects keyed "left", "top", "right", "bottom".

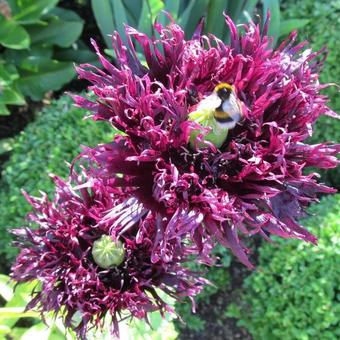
[
  {"left": 73, "top": 14, "right": 339, "bottom": 269},
  {"left": 11, "top": 173, "right": 205, "bottom": 338}
]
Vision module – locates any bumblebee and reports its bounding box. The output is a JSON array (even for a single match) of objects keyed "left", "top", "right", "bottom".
[{"left": 188, "top": 83, "right": 243, "bottom": 148}]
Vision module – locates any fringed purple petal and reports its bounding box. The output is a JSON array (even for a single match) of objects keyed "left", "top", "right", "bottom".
[{"left": 11, "top": 174, "right": 204, "bottom": 338}]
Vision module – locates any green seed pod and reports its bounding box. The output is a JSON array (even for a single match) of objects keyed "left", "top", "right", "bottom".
[{"left": 92, "top": 235, "right": 125, "bottom": 269}]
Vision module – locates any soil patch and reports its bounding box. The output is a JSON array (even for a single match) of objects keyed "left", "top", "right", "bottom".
[{"left": 177, "top": 237, "right": 262, "bottom": 339}]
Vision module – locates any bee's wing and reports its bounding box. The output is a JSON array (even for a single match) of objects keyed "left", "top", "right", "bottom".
[
  {"left": 197, "top": 92, "right": 221, "bottom": 111},
  {"left": 189, "top": 93, "right": 221, "bottom": 124},
  {"left": 222, "top": 93, "right": 242, "bottom": 120}
]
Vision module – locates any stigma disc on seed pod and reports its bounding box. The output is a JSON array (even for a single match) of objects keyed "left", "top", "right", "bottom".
[{"left": 92, "top": 235, "right": 125, "bottom": 269}]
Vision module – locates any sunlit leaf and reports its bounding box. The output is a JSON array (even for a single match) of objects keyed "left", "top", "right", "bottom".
[
  {"left": 20, "top": 322, "right": 51, "bottom": 340},
  {"left": 0, "top": 275, "right": 14, "bottom": 301},
  {"left": 0, "top": 16, "right": 30, "bottom": 49},
  {"left": 12, "top": 0, "right": 59, "bottom": 24},
  {"left": 0, "top": 307, "right": 39, "bottom": 319},
  {"left": 1, "top": 87, "right": 25, "bottom": 105}
]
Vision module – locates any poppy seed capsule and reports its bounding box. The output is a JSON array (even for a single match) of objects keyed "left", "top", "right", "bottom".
[{"left": 92, "top": 235, "right": 125, "bottom": 269}]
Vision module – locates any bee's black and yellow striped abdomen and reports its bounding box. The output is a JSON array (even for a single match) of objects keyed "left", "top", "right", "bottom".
[{"left": 214, "top": 110, "right": 234, "bottom": 123}]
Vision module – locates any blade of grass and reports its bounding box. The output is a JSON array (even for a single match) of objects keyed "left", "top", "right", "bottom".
[
  {"left": 138, "top": 0, "right": 164, "bottom": 36},
  {"left": 262, "top": 0, "right": 280, "bottom": 46},
  {"left": 91, "top": 0, "right": 114, "bottom": 48},
  {"left": 179, "top": 0, "right": 210, "bottom": 38},
  {"left": 110, "top": 0, "right": 129, "bottom": 44},
  {"left": 228, "top": 0, "right": 244, "bottom": 22},
  {"left": 158, "top": 0, "right": 180, "bottom": 26},
  {"left": 206, "top": 0, "right": 229, "bottom": 39}
]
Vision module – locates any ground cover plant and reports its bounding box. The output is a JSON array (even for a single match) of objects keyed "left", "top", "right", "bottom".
[
  {"left": 228, "top": 194, "right": 340, "bottom": 340},
  {"left": 0, "top": 95, "right": 113, "bottom": 267}
]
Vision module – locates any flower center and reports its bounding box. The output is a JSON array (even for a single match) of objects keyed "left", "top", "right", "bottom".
[{"left": 92, "top": 235, "right": 125, "bottom": 269}]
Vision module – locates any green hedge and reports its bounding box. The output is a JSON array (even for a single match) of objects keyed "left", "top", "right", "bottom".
[
  {"left": 228, "top": 194, "right": 340, "bottom": 340},
  {"left": 283, "top": 0, "right": 340, "bottom": 188},
  {"left": 0, "top": 95, "right": 114, "bottom": 267}
]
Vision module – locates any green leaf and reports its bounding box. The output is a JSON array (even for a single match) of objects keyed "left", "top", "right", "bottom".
[
  {"left": 279, "top": 19, "right": 309, "bottom": 37},
  {"left": 9, "top": 327, "right": 27, "bottom": 339},
  {"left": 149, "top": 0, "right": 164, "bottom": 21},
  {"left": 49, "top": 326, "right": 68, "bottom": 340},
  {"left": 54, "top": 42, "right": 97, "bottom": 64},
  {"left": 16, "top": 60, "right": 75, "bottom": 100},
  {"left": 12, "top": 0, "right": 59, "bottom": 24},
  {"left": 91, "top": 0, "right": 115, "bottom": 48},
  {"left": 0, "top": 63, "right": 19, "bottom": 82},
  {"left": 53, "top": 316, "right": 77, "bottom": 340},
  {"left": 27, "top": 8, "right": 84, "bottom": 48},
  {"left": 158, "top": 0, "right": 180, "bottom": 27},
  {"left": 228, "top": 0, "right": 244, "bottom": 22},
  {"left": 0, "top": 16, "right": 30, "bottom": 49},
  {"left": 240, "top": 0, "right": 258, "bottom": 24},
  {"left": 178, "top": 0, "right": 197, "bottom": 32},
  {"left": 0, "top": 307, "right": 39, "bottom": 319},
  {"left": 124, "top": 0, "right": 143, "bottom": 27},
  {"left": 0, "top": 138, "right": 13, "bottom": 154},
  {"left": 262, "top": 0, "right": 280, "bottom": 45},
  {"left": 0, "top": 63, "right": 25, "bottom": 112},
  {"left": 0, "top": 324, "right": 11, "bottom": 336},
  {"left": 163, "top": 0, "right": 180, "bottom": 18},
  {"left": 4, "top": 45, "right": 53, "bottom": 67},
  {"left": 0, "top": 283, "right": 38, "bottom": 328}
]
